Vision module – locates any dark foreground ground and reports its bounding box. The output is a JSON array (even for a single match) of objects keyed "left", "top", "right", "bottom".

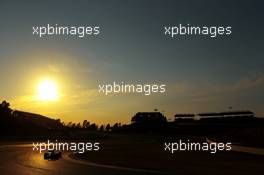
[
  {"left": 0, "top": 134, "right": 264, "bottom": 175},
  {"left": 74, "top": 134, "right": 264, "bottom": 175},
  {"left": 0, "top": 143, "right": 158, "bottom": 175}
]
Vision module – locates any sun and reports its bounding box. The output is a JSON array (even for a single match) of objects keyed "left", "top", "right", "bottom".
[{"left": 37, "top": 80, "right": 59, "bottom": 101}]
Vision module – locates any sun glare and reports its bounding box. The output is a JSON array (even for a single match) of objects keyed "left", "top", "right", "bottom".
[{"left": 37, "top": 80, "right": 59, "bottom": 101}]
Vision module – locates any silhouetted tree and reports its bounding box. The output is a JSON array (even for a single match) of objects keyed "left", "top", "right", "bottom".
[
  {"left": 0, "top": 100, "right": 12, "bottom": 117},
  {"left": 72, "top": 123, "right": 76, "bottom": 128},
  {"left": 105, "top": 124, "right": 111, "bottom": 132},
  {"left": 89, "top": 123, "right": 98, "bottom": 131},
  {"left": 82, "top": 120, "right": 87, "bottom": 128},
  {"left": 112, "top": 123, "right": 119, "bottom": 129},
  {"left": 99, "top": 125, "right": 104, "bottom": 132},
  {"left": 82, "top": 120, "right": 90, "bottom": 129},
  {"left": 76, "top": 122, "right": 81, "bottom": 129}
]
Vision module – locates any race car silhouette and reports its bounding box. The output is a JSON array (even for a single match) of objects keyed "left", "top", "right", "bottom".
[{"left": 44, "top": 150, "right": 62, "bottom": 160}]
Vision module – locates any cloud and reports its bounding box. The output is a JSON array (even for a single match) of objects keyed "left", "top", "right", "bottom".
[
  {"left": 168, "top": 74, "right": 264, "bottom": 101},
  {"left": 231, "top": 75, "right": 264, "bottom": 91}
]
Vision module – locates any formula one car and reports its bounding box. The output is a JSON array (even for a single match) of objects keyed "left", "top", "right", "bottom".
[{"left": 44, "top": 150, "right": 62, "bottom": 160}]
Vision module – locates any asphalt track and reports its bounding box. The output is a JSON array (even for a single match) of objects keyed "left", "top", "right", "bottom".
[
  {"left": 1, "top": 142, "right": 264, "bottom": 175},
  {"left": 0, "top": 144, "right": 163, "bottom": 175}
]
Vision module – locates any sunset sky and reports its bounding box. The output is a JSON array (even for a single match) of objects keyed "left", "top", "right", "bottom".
[{"left": 0, "top": 0, "right": 263, "bottom": 124}]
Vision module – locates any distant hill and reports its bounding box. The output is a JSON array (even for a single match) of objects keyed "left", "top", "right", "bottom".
[
  {"left": 0, "top": 101, "right": 64, "bottom": 137},
  {"left": 13, "top": 111, "right": 63, "bottom": 129}
]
